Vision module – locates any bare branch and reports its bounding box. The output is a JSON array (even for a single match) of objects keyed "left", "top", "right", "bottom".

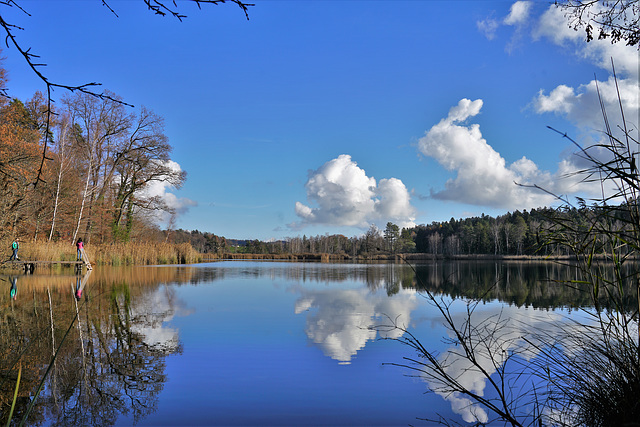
[
  {"left": 556, "top": 0, "right": 640, "bottom": 48},
  {"left": 140, "top": 0, "right": 253, "bottom": 21}
]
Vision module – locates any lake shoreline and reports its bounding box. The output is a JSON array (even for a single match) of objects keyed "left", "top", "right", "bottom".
[
  {"left": 0, "top": 239, "right": 626, "bottom": 271},
  {"left": 202, "top": 252, "right": 581, "bottom": 262}
]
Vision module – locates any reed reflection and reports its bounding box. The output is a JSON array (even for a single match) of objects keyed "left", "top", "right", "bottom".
[{"left": 0, "top": 269, "right": 185, "bottom": 426}]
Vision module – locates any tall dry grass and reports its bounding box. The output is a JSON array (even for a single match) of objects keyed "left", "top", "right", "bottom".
[{"left": 0, "top": 240, "right": 201, "bottom": 266}]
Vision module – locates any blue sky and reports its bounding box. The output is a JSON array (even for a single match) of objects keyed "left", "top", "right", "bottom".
[{"left": 2, "top": 1, "right": 639, "bottom": 240}]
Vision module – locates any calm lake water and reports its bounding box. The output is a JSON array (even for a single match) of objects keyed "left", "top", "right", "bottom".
[{"left": 0, "top": 261, "right": 604, "bottom": 426}]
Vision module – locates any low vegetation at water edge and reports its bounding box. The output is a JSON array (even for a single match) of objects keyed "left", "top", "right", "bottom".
[{"left": 0, "top": 240, "right": 201, "bottom": 266}]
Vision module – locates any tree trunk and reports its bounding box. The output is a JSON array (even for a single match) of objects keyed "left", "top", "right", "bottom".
[
  {"left": 49, "top": 122, "right": 69, "bottom": 241},
  {"left": 73, "top": 161, "right": 92, "bottom": 244}
]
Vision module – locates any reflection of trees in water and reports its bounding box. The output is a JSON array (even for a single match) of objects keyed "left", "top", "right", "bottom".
[
  {"left": 187, "top": 261, "right": 636, "bottom": 309},
  {"left": 0, "top": 274, "right": 182, "bottom": 426},
  {"left": 412, "top": 261, "right": 639, "bottom": 310}
]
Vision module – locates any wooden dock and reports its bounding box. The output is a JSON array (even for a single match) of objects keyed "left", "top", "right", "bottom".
[{"left": 5, "top": 259, "right": 92, "bottom": 273}]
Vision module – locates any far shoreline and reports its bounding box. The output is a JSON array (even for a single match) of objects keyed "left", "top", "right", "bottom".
[{"left": 201, "top": 253, "right": 586, "bottom": 262}]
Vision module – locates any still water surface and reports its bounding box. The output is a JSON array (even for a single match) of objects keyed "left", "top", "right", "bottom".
[{"left": 1, "top": 261, "right": 594, "bottom": 426}]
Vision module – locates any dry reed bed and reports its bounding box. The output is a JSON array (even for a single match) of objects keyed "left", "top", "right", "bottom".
[{"left": 0, "top": 240, "right": 201, "bottom": 266}]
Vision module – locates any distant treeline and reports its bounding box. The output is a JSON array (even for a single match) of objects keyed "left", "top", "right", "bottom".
[{"left": 167, "top": 204, "right": 636, "bottom": 258}]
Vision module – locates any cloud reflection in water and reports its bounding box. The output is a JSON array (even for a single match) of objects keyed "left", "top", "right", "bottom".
[
  {"left": 130, "top": 285, "right": 192, "bottom": 352},
  {"left": 423, "top": 303, "right": 567, "bottom": 423},
  {"left": 293, "top": 286, "right": 418, "bottom": 364},
  {"left": 293, "top": 280, "right": 574, "bottom": 424}
]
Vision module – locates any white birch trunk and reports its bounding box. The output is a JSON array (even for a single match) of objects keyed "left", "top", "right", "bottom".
[
  {"left": 73, "top": 160, "right": 92, "bottom": 244},
  {"left": 49, "top": 123, "right": 68, "bottom": 241}
]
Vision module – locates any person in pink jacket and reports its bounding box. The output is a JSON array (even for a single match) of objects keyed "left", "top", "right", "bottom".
[{"left": 76, "top": 238, "right": 84, "bottom": 261}]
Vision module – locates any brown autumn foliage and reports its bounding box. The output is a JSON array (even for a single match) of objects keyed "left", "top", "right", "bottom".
[
  {"left": 0, "top": 57, "right": 186, "bottom": 248},
  {"left": 0, "top": 96, "right": 42, "bottom": 238}
]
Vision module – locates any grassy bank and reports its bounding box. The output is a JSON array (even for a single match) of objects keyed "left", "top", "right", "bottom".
[{"left": 0, "top": 240, "right": 201, "bottom": 266}]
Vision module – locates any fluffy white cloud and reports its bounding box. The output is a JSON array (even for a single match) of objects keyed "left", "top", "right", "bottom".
[
  {"left": 534, "top": 3, "right": 639, "bottom": 77},
  {"left": 532, "top": 4, "right": 639, "bottom": 133},
  {"left": 531, "top": 3, "right": 581, "bottom": 45},
  {"left": 533, "top": 76, "right": 639, "bottom": 136},
  {"left": 139, "top": 160, "right": 197, "bottom": 224},
  {"left": 470, "top": 2, "right": 638, "bottom": 207},
  {"left": 479, "top": 2, "right": 638, "bottom": 127},
  {"left": 293, "top": 154, "right": 416, "bottom": 230},
  {"left": 529, "top": 4, "right": 639, "bottom": 206},
  {"left": 375, "top": 178, "right": 415, "bottom": 223},
  {"left": 417, "top": 99, "right": 573, "bottom": 209}
]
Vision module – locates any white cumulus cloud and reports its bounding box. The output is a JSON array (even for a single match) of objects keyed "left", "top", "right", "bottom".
[
  {"left": 478, "top": 1, "right": 533, "bottom": 51},
  {"left": 478, "top": 2, "right": 638, "bottom": 126},
  {"left": 529, "top": 3, "right": 639, "bottom": 206},
  {"left": 417, "top": 99, "right": 574, "bottom": 210},
  {"left": 138, "top": 160, "right": 197, "bottom": 224},
  {"left": 532, "top": 4, "right": 639, "bottom": 134},
  {"left": 293, "top": 154, "right": 416, "bottom": 230},
  {"left": 471, "top": 2, "right": 638, "bottom": 206}
]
